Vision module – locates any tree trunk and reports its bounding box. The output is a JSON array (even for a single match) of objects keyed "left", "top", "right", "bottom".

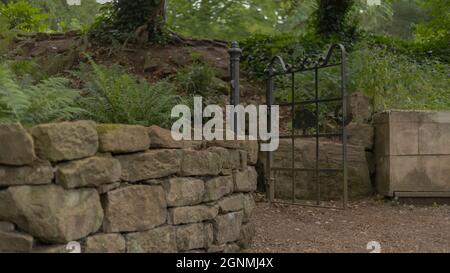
[
  {"left": 113, "top": 0, "right": 166, "bottom": 36},
  {"left": 315, "top": 0, "right": 354, "bottom": 37}
]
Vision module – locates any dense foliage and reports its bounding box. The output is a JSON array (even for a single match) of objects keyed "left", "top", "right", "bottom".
[
  {"left": 0, "top": 62, "right": 85, "bottom": 125},
  {"left": 75, "top": 60, "right": 184, "bottom": 128},
  {"left": 0, "top": 1, "right": 48, "bottom": 31},
  {"left": 314, "top": 0, "right": 355, "bottom": 38},
  {"left": 0, "top": 0, "right": 448, "bottom": 127},
  {"left": 91, "top": 0, "right": 167, "bottom": 43}
]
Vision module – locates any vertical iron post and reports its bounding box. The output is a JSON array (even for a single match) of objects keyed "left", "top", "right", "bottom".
[
  {"left": 266, "top": 66, "right": 275, "bottom": 203},
  {"left": 315, "top": 67, "right": 321, "bottom": 206},
  {"left": 340, "top": 45, "right": 348, "bottom": 210},
  {"left": 228, "top": 42, "right": 242, "bottom": 134}
]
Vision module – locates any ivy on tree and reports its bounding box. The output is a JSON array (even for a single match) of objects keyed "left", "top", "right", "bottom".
[
  {"left": 314, "top": 0, "right": 355, "bottom": 38},
  {"left": 92, "top": 0, "right": 167, "bottom": 44}
]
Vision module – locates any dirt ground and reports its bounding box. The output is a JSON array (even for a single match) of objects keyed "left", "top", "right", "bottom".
[{"left": 248, "top": 198, "right": 450, "bottom": 253}]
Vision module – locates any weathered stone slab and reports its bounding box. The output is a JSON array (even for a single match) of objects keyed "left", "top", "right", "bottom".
[
  {"left": 176, "top": 223, "right": 213, "bottom": 251},
  {"left": 126, "top": 226, "right": 176, "bottom": 253},
  {"left": 347, "top": 122, "right": 374, "bottom": 150},
  {"left": 0, "top": 160, "right": 53, "bottom": 186},
  {"left": 103, "top": 185, "right": 167, "bottom": 233},
  {"left": 375, "top": 156, "right": 390, "bottom": 196},
  {"left": 244, "top": 141, "right": 259, "bottom": 165},
  {"left": 56, "top": 156, "right": 121, "bottom": 189},
  {"left": 0, "top": 185, "right": 103, "bottom": 243},
  {"left": 148, "top": 125, "right": 183, "bottom": 149},
  {"left": 97, "top": 182, "right": 121, "bottom": 194},
  {"left": 389, "top": 111, "right": 424, "bottom": 123},
  {"left": 84, "top": 233, "right": 126, "bottom": 253},
  {"left": 419, "top": 123, "right": 450, "bottom": 155},
  {"left": 421, "top": 111, "right": 450, "bottom": 123},
  {"left": 218, "top": 194, "right": 244, "bottom": 213},
  {"left": 116, "top": 149, "right": 181, "bottom": 182},
  {"left": 237, "top": 222, "right": 256, "bottom": 249},
  {"left": 347, "top": 92, "right": 372, "bottom": 123},
  {"left": 208, "top": 147, "right": 243, "bottom": 172},
  {"left": 207, "top": 244, "right": 226, "bottom": 253},
  {"left": 182, "top": 140, "right": 205, "bottom": 150},
  {"left": 388, "top": 155, "right": 450, "bottom": 193},
  {"left": 162, "top": 177, "right": 205, "bottom": 207},
  {"left": 0, "top": 123, "right": 36, "bottom": 166},
  {"left": 234, "top": 167, "right": 258, "bottom": 193},
  {"left": 375, "top": 111, "right": 450, "bottom": 156},
  {"left": 203, "top": 176, "right": 234, "bottom": 202},
  {"left": 0, "top": 230, "right": 34, "bottom": 253},
  {"left": 208, "top": 139, "right": 242, "bottom": 149},
  {"left": 169, "top": 205, "right": 218, "bottom": 225},
  {"left": 213, "top": 211, "right": 243, "bottom": 244},
  {"left": 242, "top": 194, "right": 256, "bottom": 223},
  {"left": 208, "top": 243, "right": 241, "bottom": 253},
  {"left": 97, "top": 124, "right": 150, "bottom": 153},
  {"left": 375, "top": 111, "right": 450, "bottom": 197},
  {"left": 179, "top": 149, "right": 222, "bottom": 176},
  {"left": 239, "top": 150, "right": 248, "bottom": 169},
  {"left": 207, "top": 140, "right": 258, "bottom": 165},
  {"left": 374, "top": 121, "right": 390, "bottom": 158},
  {"left": 224, "top": 243, "right": 241, "bottom": 253},
  {"left": 0, "top": 221, "right": 15, "bottom": 232},
  {"left": 30, "top": 121, "right": 98, "bottom": 162},
  {"left": 390, "top": 122, "right": 419, "bottom": 155},
  {"left": 32, "top": 244, "right": 71, "bottom": 253}
]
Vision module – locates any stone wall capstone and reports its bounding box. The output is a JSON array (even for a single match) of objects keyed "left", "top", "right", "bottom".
[{"left": 0, "top": 121, "right": 258, "bottom": 253}]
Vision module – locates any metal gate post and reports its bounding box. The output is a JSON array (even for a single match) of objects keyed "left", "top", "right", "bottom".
[
  {"left": 228, "top": 42, "right": 242, "bottom": 134},
  {"left": 339, "top": 45, "right": 349, "bottom": 210},
  {"left": 266, "top": 66, "right": 275, "bottom": 203}
]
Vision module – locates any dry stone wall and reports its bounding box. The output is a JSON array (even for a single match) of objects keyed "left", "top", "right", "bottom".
[{"left": 0, "top": 121, "right": 258, "bottom": 253}]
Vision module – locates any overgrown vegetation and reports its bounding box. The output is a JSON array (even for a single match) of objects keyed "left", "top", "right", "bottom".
[
  {"left": 0, "top": 63, "right": 85, "bottom": 125},
  {"left": 0, "top": 0, "right": 448, "bottom": 128},
  {"left": 240, "top": 31, "right": 449, "bottom": 112},
  {"left": 75, "top": 60, "right": 183, "bottom": 128},
  {"left": 0, "top": 1, "right": 48, "bottom": 32},
  {"left": 90, "top": 0, "right": 168, "bottom": 44},
  {"left": 349, "top": 44, "right": 449, "bottom": 111}
]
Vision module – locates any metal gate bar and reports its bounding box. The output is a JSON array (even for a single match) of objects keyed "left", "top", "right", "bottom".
[{"left": 265, "top": 44, "right": 348, "bottom": 209}]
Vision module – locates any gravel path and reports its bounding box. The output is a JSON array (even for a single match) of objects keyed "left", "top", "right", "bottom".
[{"left": 248, "top": 198, "right": 450, "bottom": 253}]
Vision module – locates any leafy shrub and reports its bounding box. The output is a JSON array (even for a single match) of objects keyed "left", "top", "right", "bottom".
[
  {"left": 0, "top": 63, "right": 85, "bottom": 125},
  {"left": 8, "top": 59, "right": 47, "bottom": 83},
  {"left": 366, "top": 34, "right": 449, "bottom": 64},
  {"left": 174, "top": 62, "right": 216, "bottom": 97},
  {"left": 0, "top": 16, "right": 15, "bottom": 56},
  {"left": 240, "top": 33, "right": 330, "bottom": 78},
  {"left": 76, "top": 61, "right": 184, "bottom": 128},
  {"left": 0, "top": 1, "right": 48, "bottom": 32},
  {"left": 414, "top": 0, "right": 449, "bottom": 46},
  {"left": 241, "top": 31, "right": 449, "bottom": 112},
  {"left": 348, "top": 44, "right": 450, "bottom": 111}
]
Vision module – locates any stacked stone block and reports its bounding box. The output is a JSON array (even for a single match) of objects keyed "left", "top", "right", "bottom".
[
  {"left": 0, "top": 121, "right": 258, "bottom": 253},
  {"left": 374, "top": 110, "right": 450, "bottom": 197}
]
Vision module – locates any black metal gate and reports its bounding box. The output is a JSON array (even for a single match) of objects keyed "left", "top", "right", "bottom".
[{"left": 265, "top": 44, "right": 348, "bottom": 209}]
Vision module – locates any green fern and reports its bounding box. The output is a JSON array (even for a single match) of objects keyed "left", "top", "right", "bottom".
[
  {"left": 0, "top": 63, "right": 30, "bottom": 122},
  {"left": 0, "top": 63, "right": 86, "bottom": 125},
  {"left": 77, "top": 60, "right": 184, "bottom": 128}
]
